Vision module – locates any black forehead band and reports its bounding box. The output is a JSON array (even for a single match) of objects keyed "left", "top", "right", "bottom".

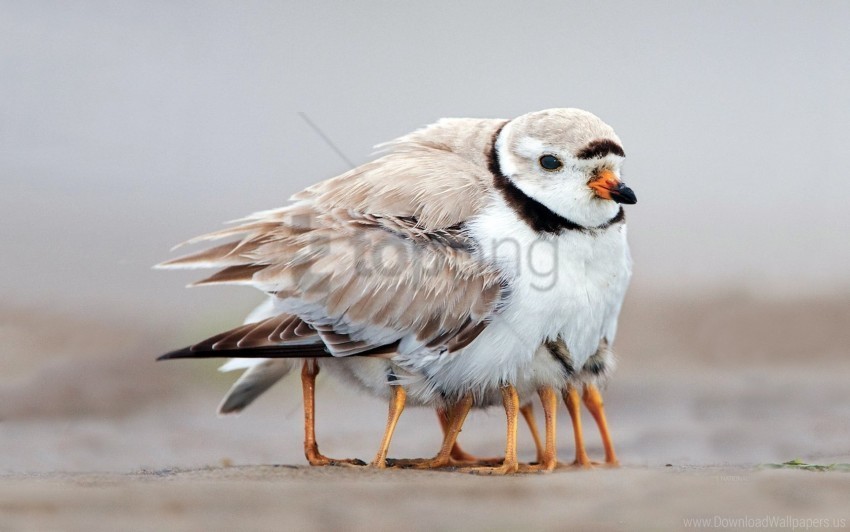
[{"left": 576, "top": 139, "right": 625, "bottom": 160}]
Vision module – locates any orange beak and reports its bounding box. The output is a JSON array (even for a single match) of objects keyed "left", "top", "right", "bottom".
[{"left": 589, "top": 169, "right": 637, "bottom": 204}]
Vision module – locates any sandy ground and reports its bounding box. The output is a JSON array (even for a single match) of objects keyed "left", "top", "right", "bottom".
[
  {"left": 2, "top": 466, "right": 849, "bottom": 532},
  {"left": 2, "top": 293, "right": 850, "bottom": 530}
]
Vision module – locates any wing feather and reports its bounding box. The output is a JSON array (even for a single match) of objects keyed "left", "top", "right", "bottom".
[{"left": 159, "top": 118, "right": 507, "bottom": 358}]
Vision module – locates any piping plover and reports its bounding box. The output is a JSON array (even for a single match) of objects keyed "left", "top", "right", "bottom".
[{"left": 159, "top": 108, "right": 635, "bottom": 474}]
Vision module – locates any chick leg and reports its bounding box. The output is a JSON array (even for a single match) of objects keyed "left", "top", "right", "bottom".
[
  {"left": 371, "top": 384, "right": 407, "bottom": 468},
  {"left": 582, "top": 383, "right": 620, "bottom": 466},
  {"left": 520, "top": 401, "right": 546, "bottom": 464},
  {"left": 301, "top": 360, "right": 365, "bottom": 467},
  {"left": 433, "top": 407, "right": 503, "bottom": 466},
  {"left": 563, "top": 386, "right": 592, "bottom": 468},
  {"left": 430, "top": 400, "right": 544, "bottom": 468},
  {"left": 395, "top": 394, "right": 474, "bottom": 469},
  {"left": 438, "top": 408, "right": 477, "bottom": 463},
  {"left": 519, "top": 386, "right": 558, "bottom": 472},
  {"left": 462, "top": 385, "right": 520, "bottom": 475}
]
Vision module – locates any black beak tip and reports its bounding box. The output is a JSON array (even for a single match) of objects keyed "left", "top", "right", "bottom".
[{"left": 612, "top": 184, "right": 637, "bottom": 205}]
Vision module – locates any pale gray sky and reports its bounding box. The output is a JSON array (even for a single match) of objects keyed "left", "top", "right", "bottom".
[{"left": 2, "top": 1, "right": 849, "bottom": 326}]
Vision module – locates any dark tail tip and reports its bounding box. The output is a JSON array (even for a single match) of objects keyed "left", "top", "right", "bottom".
[{"left": 156, "top": 347, "right": 194, "bottom": 361}]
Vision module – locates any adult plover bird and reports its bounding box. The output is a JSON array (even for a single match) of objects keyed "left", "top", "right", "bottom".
[{"left": 158, "top": 108, "right": 636, "bottom": 474}]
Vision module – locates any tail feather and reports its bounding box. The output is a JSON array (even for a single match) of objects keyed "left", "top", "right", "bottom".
[
  {"left": 158, "top": 339, "right": 400, "bottom": 361},
  {"left": 157, "top": 312, "right": 400, "bottom": 361},
  {"left": 157, "top": 343, "right": 330, "bottom": 361},
  {"left": 218, "top": 359, "right": 298, "bottom": 414}
]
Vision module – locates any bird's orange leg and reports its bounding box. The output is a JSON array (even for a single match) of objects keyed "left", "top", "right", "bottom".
[
  {"left": 520, "top": 401, "right": 546, "bottom": 464},
  {"left": 437, "top": 408, "right": 477, "bottom": 463},
  {"left": 433, "top": 407, "right": 503, "bottom": 466},
  {"left": 395, "top": 394, "right": 474, "bottom": 469},
  {"left": 371, "top": 384, "right": 407, "bottom": 468},
  {"left": 428, "top": 401, "right": 544, "bottom": 468},
  {"left": 461, "top": 385, "right": 520, "bottom": 475},
  {"left": 438, "top": 401, "right": 545, "bottom": 468},
  {"left": 562, "top": 386, "right": 592, "bottom": 468},
  {"left": 519, "top": 386, "right": 558, "bottom": 472},
  {"left": 301, "top": 361, "right": 365, "bottom": 467},
  {"left": 582, "top": 383, "right": 619, "bottom": 466}
]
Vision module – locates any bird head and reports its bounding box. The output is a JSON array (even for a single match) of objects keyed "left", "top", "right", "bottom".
[{"left": 495, "top": 108, "right": 636, "bottom": 228}]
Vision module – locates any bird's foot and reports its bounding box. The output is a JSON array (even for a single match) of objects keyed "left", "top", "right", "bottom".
[
  {"left": 460, "top": 460, "right": 520, "bottom": 476},
  {"left": 517, "top": 460, "right": 558, "bottom": 473},
  {"left": 448, "top": 452, "right": 505, "bottom": 466},
  {"left": 306, "top": 453, "right": 366, "bottom": 467},
  {"left": 384, "top": 456, "right": 468, "bottom": 469},
  {"left": 555, "top": 459, "right": 600, "bottom": 470}
]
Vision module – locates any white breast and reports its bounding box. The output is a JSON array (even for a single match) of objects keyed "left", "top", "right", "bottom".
[
  {"left": 470, "top": 196, "right": 630, "bottom": 380},
  {"left": 392, "top": 196, "right": 631, "bottom": 404}
]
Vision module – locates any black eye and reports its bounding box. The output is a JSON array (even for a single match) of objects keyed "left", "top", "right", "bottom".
[{"left": 539, "top": 154, "right": 563, "bottom": 171}]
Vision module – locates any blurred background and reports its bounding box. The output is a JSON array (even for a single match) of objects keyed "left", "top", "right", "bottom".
[{"left": 1, "top": 1, "right": 849, "bottom": 475}]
